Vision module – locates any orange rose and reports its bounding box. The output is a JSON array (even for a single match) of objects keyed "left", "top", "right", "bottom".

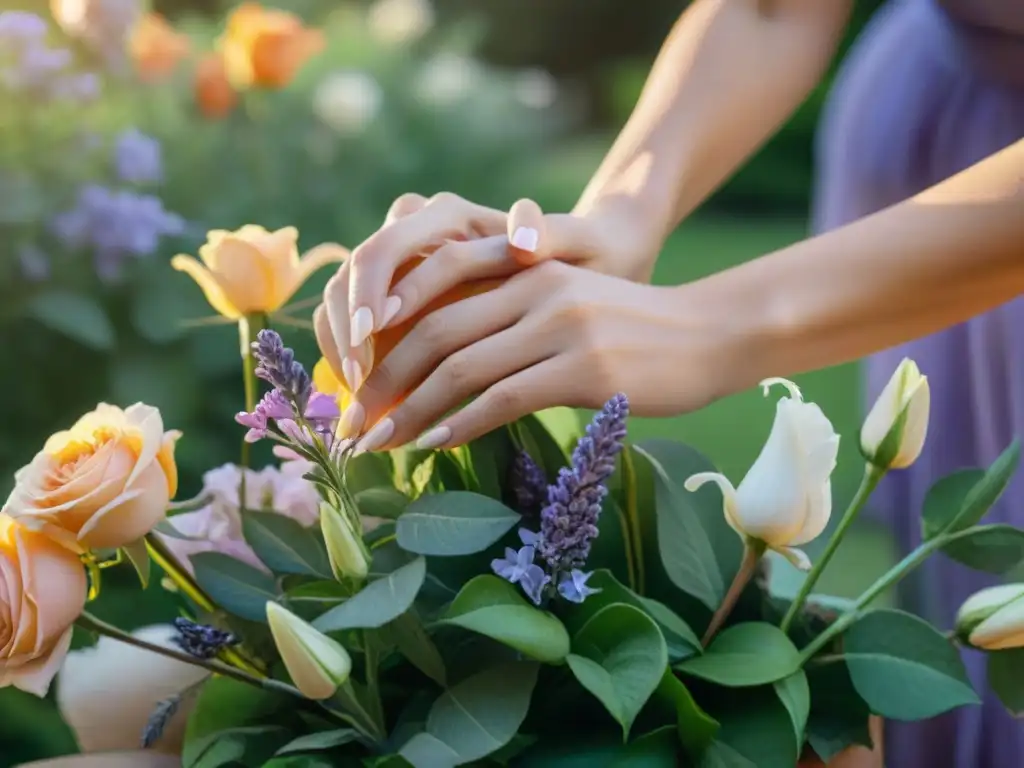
[
  {"left": 220, "top": 3, "right": 325, "bottom": 89},
  {"left": 195, "top": 52, "right": 238, "bottom": 119},
  {"left": 0, "top": 514, "right": 87, "bottom": 696},
  {"left": 315, "top": 257, "right": 502, "bottom": 411},
  {"left": 129, "top": 13, "right": 191, "bottom": 82},
  {"left": 3, "top": 404, "right": 179, "bottom": 552}
]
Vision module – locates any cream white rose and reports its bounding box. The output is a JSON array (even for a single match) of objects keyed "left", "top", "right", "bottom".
[
  {"left": 956, "top": 583, "right": 1024, "bottom": 651},
  {"left": 685, "top": 378, "right": 840, "bottom": 570},
  {"left": 860, "top": 357, "right": 930, "bottom": 470}
]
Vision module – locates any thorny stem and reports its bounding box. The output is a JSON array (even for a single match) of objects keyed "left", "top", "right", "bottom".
[
  {"left": 781, "top": 465, "right": 884, "bottom": 633},
  {"left": 703, "top": 541, "right": 765, "bottom": 646}
]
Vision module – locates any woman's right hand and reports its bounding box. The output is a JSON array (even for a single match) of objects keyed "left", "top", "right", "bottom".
[{"left": 314, "top": 192, "right": 655, "bottom": 393}]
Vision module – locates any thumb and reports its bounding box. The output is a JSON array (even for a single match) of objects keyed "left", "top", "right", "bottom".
[{"left": 507, "top": 198, "right": 546, "bottom": 265}]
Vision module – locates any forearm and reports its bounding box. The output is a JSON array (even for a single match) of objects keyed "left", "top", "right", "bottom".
[
  {"left": 574, "top": 0, "right": 851, "bottom": 276},
  {"left": 711, "top": 139, "right": 1024, "bottom": 394}
]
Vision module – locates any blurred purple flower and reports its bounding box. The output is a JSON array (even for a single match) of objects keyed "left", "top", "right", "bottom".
[
  {"left": 0, "top": 11, "right": 48, "bottom": 42},
  {"left": 113, "top": 128, "right": 162, "bottom": 185},
  {"left": 51, "top": 184, "right": 185, "bottom": 281},
  {"left": 511, "top": 450, "right": 547, "bottom": 515},
  {"left": 50, "top": 71, "right": 101, "bottom": 102},
  {"left": 0, "top": 11, "right": 102, "bottom": 102}
]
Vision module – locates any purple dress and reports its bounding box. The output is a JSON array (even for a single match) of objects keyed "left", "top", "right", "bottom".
[{"left": 813, "top": 1, "right": 1024, "bottom": 765}]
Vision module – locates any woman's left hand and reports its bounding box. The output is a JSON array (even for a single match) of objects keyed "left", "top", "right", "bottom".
[{"left": 331, "top": 260, "right": 741, "bottom": 453}]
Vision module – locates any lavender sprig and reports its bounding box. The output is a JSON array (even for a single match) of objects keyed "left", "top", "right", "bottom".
[
  {"left": 172, "top": 618, "right": 240, "bottom": 660},
  {"left": 252, "top": 329, "right": 312, "bottom": 412},
  {"left": 511, "top": 450, "right": 547, "bottom": 515},
  {"left": 493, "top": 394, "right": 630, "bottom": 605},
  {"left": 141, "top": 694, "right": 181, "bottom": 749}
]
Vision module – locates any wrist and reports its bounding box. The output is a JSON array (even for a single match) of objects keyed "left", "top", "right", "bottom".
[{"left": 569, "top": 195, "right": 666, "bottom": 282}]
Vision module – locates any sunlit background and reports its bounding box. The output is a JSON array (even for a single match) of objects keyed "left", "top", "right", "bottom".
[{"left": 0, "top": 0, "right": 890, "bottom": 762}]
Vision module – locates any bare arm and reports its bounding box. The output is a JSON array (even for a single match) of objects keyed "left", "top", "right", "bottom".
[
  {"left": 709, "top": 138, "right": 1024, "bottom": 395},
  {"left": 575, "top": 0, "right": 853, "bottom": 276}
]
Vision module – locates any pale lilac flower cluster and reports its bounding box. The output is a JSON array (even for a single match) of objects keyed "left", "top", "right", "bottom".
[
  {"left": 113, "top": 128, "right": 163, "bottom": 185},
  {"left": 50, "top": 183, "right": 185, "bottom": 281},
  {"left": 493, "top": 394, "right": 629, "bottom": 605},
  {"left": 158, "top": 462, "right": 322, "bottom": 574},
  {"left": 0, "top": 11, "right": 100, "bottom": 102},
  {"left": 236, "top": 330, "right": 341, "bottom": 448}
]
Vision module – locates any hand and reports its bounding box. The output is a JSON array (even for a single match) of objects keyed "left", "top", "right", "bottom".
[
  {"left": 337, "top": 260, "right": 742, "bottom": 452},
  {"left": 313, "top": 191, "right": 654, "bottom": 392}
]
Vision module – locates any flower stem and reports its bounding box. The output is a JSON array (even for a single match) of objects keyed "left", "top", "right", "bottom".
[
  {"left": 781, "top": 465, "right": 883, "bottom": 634},
  {"left": 239, "top": 313, "right": 267, "bottom": 472},
  {"left": 76, "top": 611, "right": 301, "bottom": 699},
  {"left": 798, "top": 536, "right": 943, "bottom": 663},
  {"left": 703, "top": 541, "right": 765, "bottom": 647}
]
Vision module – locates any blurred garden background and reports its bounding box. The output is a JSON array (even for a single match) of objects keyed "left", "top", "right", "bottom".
[{"left": 0, "top": 0, "right": 895, "bottom": 762}]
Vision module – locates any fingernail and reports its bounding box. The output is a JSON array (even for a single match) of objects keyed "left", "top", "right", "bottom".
[
  {"left": 355, "top": 418, "right": 394, "bottom": 454},
  {"left": 510, "top": 226, "right": 539, "bottom": 252},
  {"left": 337, "top": 402, "right": 365, "bottom": 438},
  {"left": 415, "top": 425, "right": 452, "bottom": 451},
  {"left": 351, "top": 306, "right": 374, "bottom": 347},
  {"left": 341, "top": 357, "right": 364, "bottom": 392},
  {"left": 381, "top": 295, "right": 402, "bottom": 328}
]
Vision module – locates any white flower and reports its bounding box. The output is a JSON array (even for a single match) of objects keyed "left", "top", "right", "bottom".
[
  {"left": 685, "top": 378, "right": 840, "bottom": 570},
  {"left": 313, "top": 70, "right": 384, "bottom": 136},
  {"left": 861, "top": 357, "right": 930, "bottom": 470},
  {"left": 956, "top": 584, "right": 1024, "bottom": 650},
  {"left": 414, "top": 53, "right": 482, "bottom": 107},
  {"left": 267, "top": 603, "right": 351, "bottom": 700},
  {"left": 56, "top": 625, "right": 208, "bottom": 753},
  {"left": 367, "top": 0, "right": 434, "bottom": 45},
  {"left": 159, "top": 462, "right": 321, "bottom": 573},
  {"left": 513, "top": 68, "right": 558, "bottom": 110}
]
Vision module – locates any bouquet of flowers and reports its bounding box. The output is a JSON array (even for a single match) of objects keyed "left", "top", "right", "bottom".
[{"left": 3, "top": 223, "right": 1024, "bottom": 768}]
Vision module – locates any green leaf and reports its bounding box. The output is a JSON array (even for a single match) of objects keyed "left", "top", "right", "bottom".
[
  {"left": 676, "top": 623, "right": 800, "bottom": 687},
  {"left": 441, "top": 575, "right": 570, "bottom": 663},
  {"left": 386, "top": 611, "right": 447, "bottom": 686},
  {"left": 314, "top": 557, "right": 426, "bottom": 632},
  {"left": 634, "top": 441, "right": 741, "bottom": 610},
  {"left": 122, "top": 539, "right": 150, "bottom": 589},
  {"left": 805, "top": 660, "right": 873, "bottom": 762},
  {"left": 940, "top": 524, "right": 1024, "bottom": 574},
  {"left": 922, "top": 441, "right": 1021, "bottom": 539},
  {"left": 26, "top": 290, "right": 115, "bottom": 350},
  {"left": 987, "top": 648, "right": 1024, "bottom": 717},
  {"left": 396, "top": 491, "right": 520, "bottom": 556},
  {"left": 466, "top": 427, "right": 515, "bottom": 499},
  {"left": 608, "top": 725, "right": 680, "bottom": 767},
  {"left": 565, "top": 570, "right": 700, "bottom": 663},
  {"left": 184, "top": 677, "right": 291, "bottom": 760},
  {"left": 707, "top": 686, "right": 797, "bottom": 768},
  {"left": 152, "top": 519, "right": 204, "bottom": 540},
  {"left": 186, "top": 725, "right": 291, "bottom": 768},
  {"left": 652, "top": 670, "right": 719, "bottom": 755},
  {"left": 276, "top": 728, "right": 360, "bottom": 755},
  {"left": 191, "top": 552, "right": 280, "bottom": 623},
  {"left": 243, "top": 510, "right": 332, "bottom": 578},
  {"left": 356, "top": 487, "right": 408, "bottom": 520},
  {"left": 516, "top": 413, "right": 570, "bottom": 475},
  {"left": 424, "top": 661, "right": 539, "bottom": 764},
  {"left": 843, "top": 608, "right": 980, "bottom": 720},
  {"left": 697, "top": 741, "right": 756, "bottom": 768},
  {"left": 566, "top": 603, "right": 667, "bottom": 737},
  {"left": 774, "top": 671, "right": 810, "bottom": 754},
  {"left": 534, "top": 406, "right": 582, "bottom": 456},
  {"left": 398, "top": 732, "right": 461, "bottom": 768}
]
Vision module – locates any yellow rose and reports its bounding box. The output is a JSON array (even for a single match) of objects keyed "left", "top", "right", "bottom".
[
  {"left": 219, "top": 3, "right": 325, "bottom": 90},
  {"left": 172, "top": 225, "right": 346, "bottom": 318},
  {"left": 0, "top": 514, "right": 87, "bottom": 696},
  {"left": 3, "top": 404, "right": 180, "bottom": 552}
]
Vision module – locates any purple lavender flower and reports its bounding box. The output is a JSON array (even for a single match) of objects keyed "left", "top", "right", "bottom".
[
  {"left": 252, "top": 329, "right": 312, "bottom": 412},
  {"left": 495, "top": 395, "right": 629, "bottom": 605},
  {"left": 511, "top": 450, "right": 547, "bottom": 515},
  {"left": 172, "top": 618, "right": 239, "bottom": 660},
  {"left": 491, "top": 542, "right": 550, "bottom": 606},
  {"left": 49, "top": 71, "right": 101, "bottom": 102},
  {"left": 114, "top": 128, "right": 163, "bottom": 185},
  {"left": 557, "top": 569, "right": 600, "bottom": 604},
  {"left": 535, "top": 393, "right": 629, "bottom": 572},
  {"left": 235, "top": 389, "right": 294, "bottom": 442}
]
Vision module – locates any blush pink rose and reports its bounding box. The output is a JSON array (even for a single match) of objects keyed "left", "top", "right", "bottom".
[
  {"left": 0, "top": 514, "right": 87, "bottom": 696},
  {"left": 3, "top": 403, "right": 179, "bottom": 552}
]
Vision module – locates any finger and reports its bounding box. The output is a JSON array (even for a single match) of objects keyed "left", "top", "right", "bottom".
[
  {"left": 384, "top": 192, "right": 428, "bottom": 225},
  {"left": 324, "top": 264, "right": 372, "bottom": 393},
  {"left": 507, "top": 198, "right": 546, "bottom": 265},
  {"left": 348, "top": 194, "right": 507, "bottom": 344},
  {"left": 353, "top": 272, "right": 541, "bottom": 429},
  {"left": 416, "top": 357, "right": 582, "bottom": 449},
  {"left": 313, "top": 303, "right": 344, "bottom": 383},
  {"left": 384, "top": 236, "right": 520, "bottom": 327},
  {"left": 355, "top": 325, "right": 558, "bottom": 452}
]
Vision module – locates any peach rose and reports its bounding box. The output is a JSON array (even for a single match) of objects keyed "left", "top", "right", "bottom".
[
  {"left": 0, "top": 514, "right": 87, "bottom": 696},
  {"left": 3, "top": 403, "right": 180, "bottom": 552},
  {"left": 219, "top": 3, "right": 325, "bottom": 90},
  {"left": 195, "top": 52, "right": 238, "bottom": 119}
]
